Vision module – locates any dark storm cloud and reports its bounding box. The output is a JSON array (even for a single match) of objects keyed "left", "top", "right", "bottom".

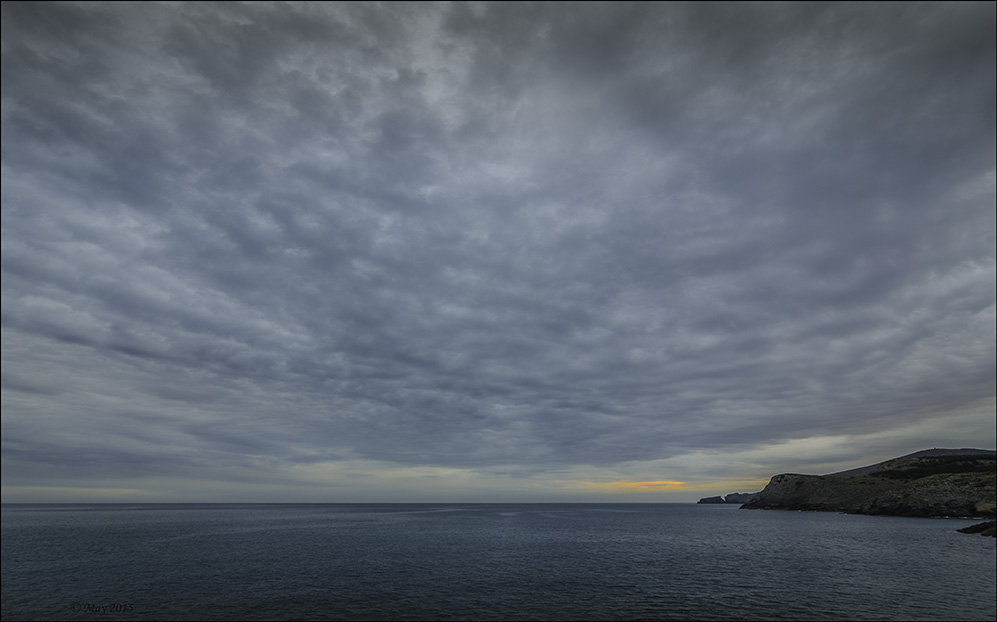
[{"left": 2, "top": 2, "right": 994, "bottom": 499}]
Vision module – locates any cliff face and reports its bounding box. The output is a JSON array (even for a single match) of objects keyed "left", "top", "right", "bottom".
[{"left": 741, "top": 454, "right": 996, "bottom": 518}]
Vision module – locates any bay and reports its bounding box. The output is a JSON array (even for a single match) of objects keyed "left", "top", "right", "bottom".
[{"left": 2, "top": 503, "right": 994, "bottom": 621}]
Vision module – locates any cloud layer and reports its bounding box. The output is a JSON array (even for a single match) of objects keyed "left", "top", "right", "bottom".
[{"left": 2, "top": 2, "right": 994, "bottom": 501}]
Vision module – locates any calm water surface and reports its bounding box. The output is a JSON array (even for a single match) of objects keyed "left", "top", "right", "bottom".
[{"left": 2, "top": 503, "right": 994, "bottom": 621}]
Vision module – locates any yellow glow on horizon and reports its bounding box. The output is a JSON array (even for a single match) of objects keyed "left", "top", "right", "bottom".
[{"left": 580, "top": 477, "right": 770, "bottom": 494}]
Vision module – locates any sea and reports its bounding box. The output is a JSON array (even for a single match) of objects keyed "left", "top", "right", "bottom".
[{"left": 1, "top": 503, "right": 994, "bottom": 621}]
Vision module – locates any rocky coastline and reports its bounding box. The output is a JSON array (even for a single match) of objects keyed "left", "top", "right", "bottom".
[{"left": 739, "top": 449, "right": 996, "bottom": 520}]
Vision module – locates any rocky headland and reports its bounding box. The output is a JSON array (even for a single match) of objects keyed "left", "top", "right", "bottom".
[{"left": 740, "top": 449, "right": 996, "bottom": 519}]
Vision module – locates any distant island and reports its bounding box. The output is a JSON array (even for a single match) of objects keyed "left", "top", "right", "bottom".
[{"left": 738, "top": 448, "right": 996, "bottom": 528}]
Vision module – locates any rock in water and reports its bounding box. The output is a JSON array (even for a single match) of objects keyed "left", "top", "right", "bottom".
[{"left": 957, "top": 521, "right": 996, "bottom": 537}]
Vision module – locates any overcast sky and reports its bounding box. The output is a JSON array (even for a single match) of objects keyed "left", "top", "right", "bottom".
[{"left": 2, "top": 2, "right": 994, "bottom": 503}]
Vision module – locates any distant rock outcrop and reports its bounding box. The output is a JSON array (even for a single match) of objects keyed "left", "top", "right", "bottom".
[
  {"left": 697, "top": 495, "right": 726, "bottom": 504},
  {"left": 722, "top": 492, "right": 759, "bottom": 504},
  {"left": 741, "top": 450, "right": 996, "bottom": 519},
  {"left": 698, "top": 492, "right": 760, "bottom": 504}
]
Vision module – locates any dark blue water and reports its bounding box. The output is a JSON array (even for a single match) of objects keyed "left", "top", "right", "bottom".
[{"left": 2, "top": 504, "right": 994, "bottom": 621}]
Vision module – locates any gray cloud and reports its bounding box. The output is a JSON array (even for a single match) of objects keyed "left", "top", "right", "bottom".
[{"left": 2, "top": 2, "right": 994, "bottom": 501}]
